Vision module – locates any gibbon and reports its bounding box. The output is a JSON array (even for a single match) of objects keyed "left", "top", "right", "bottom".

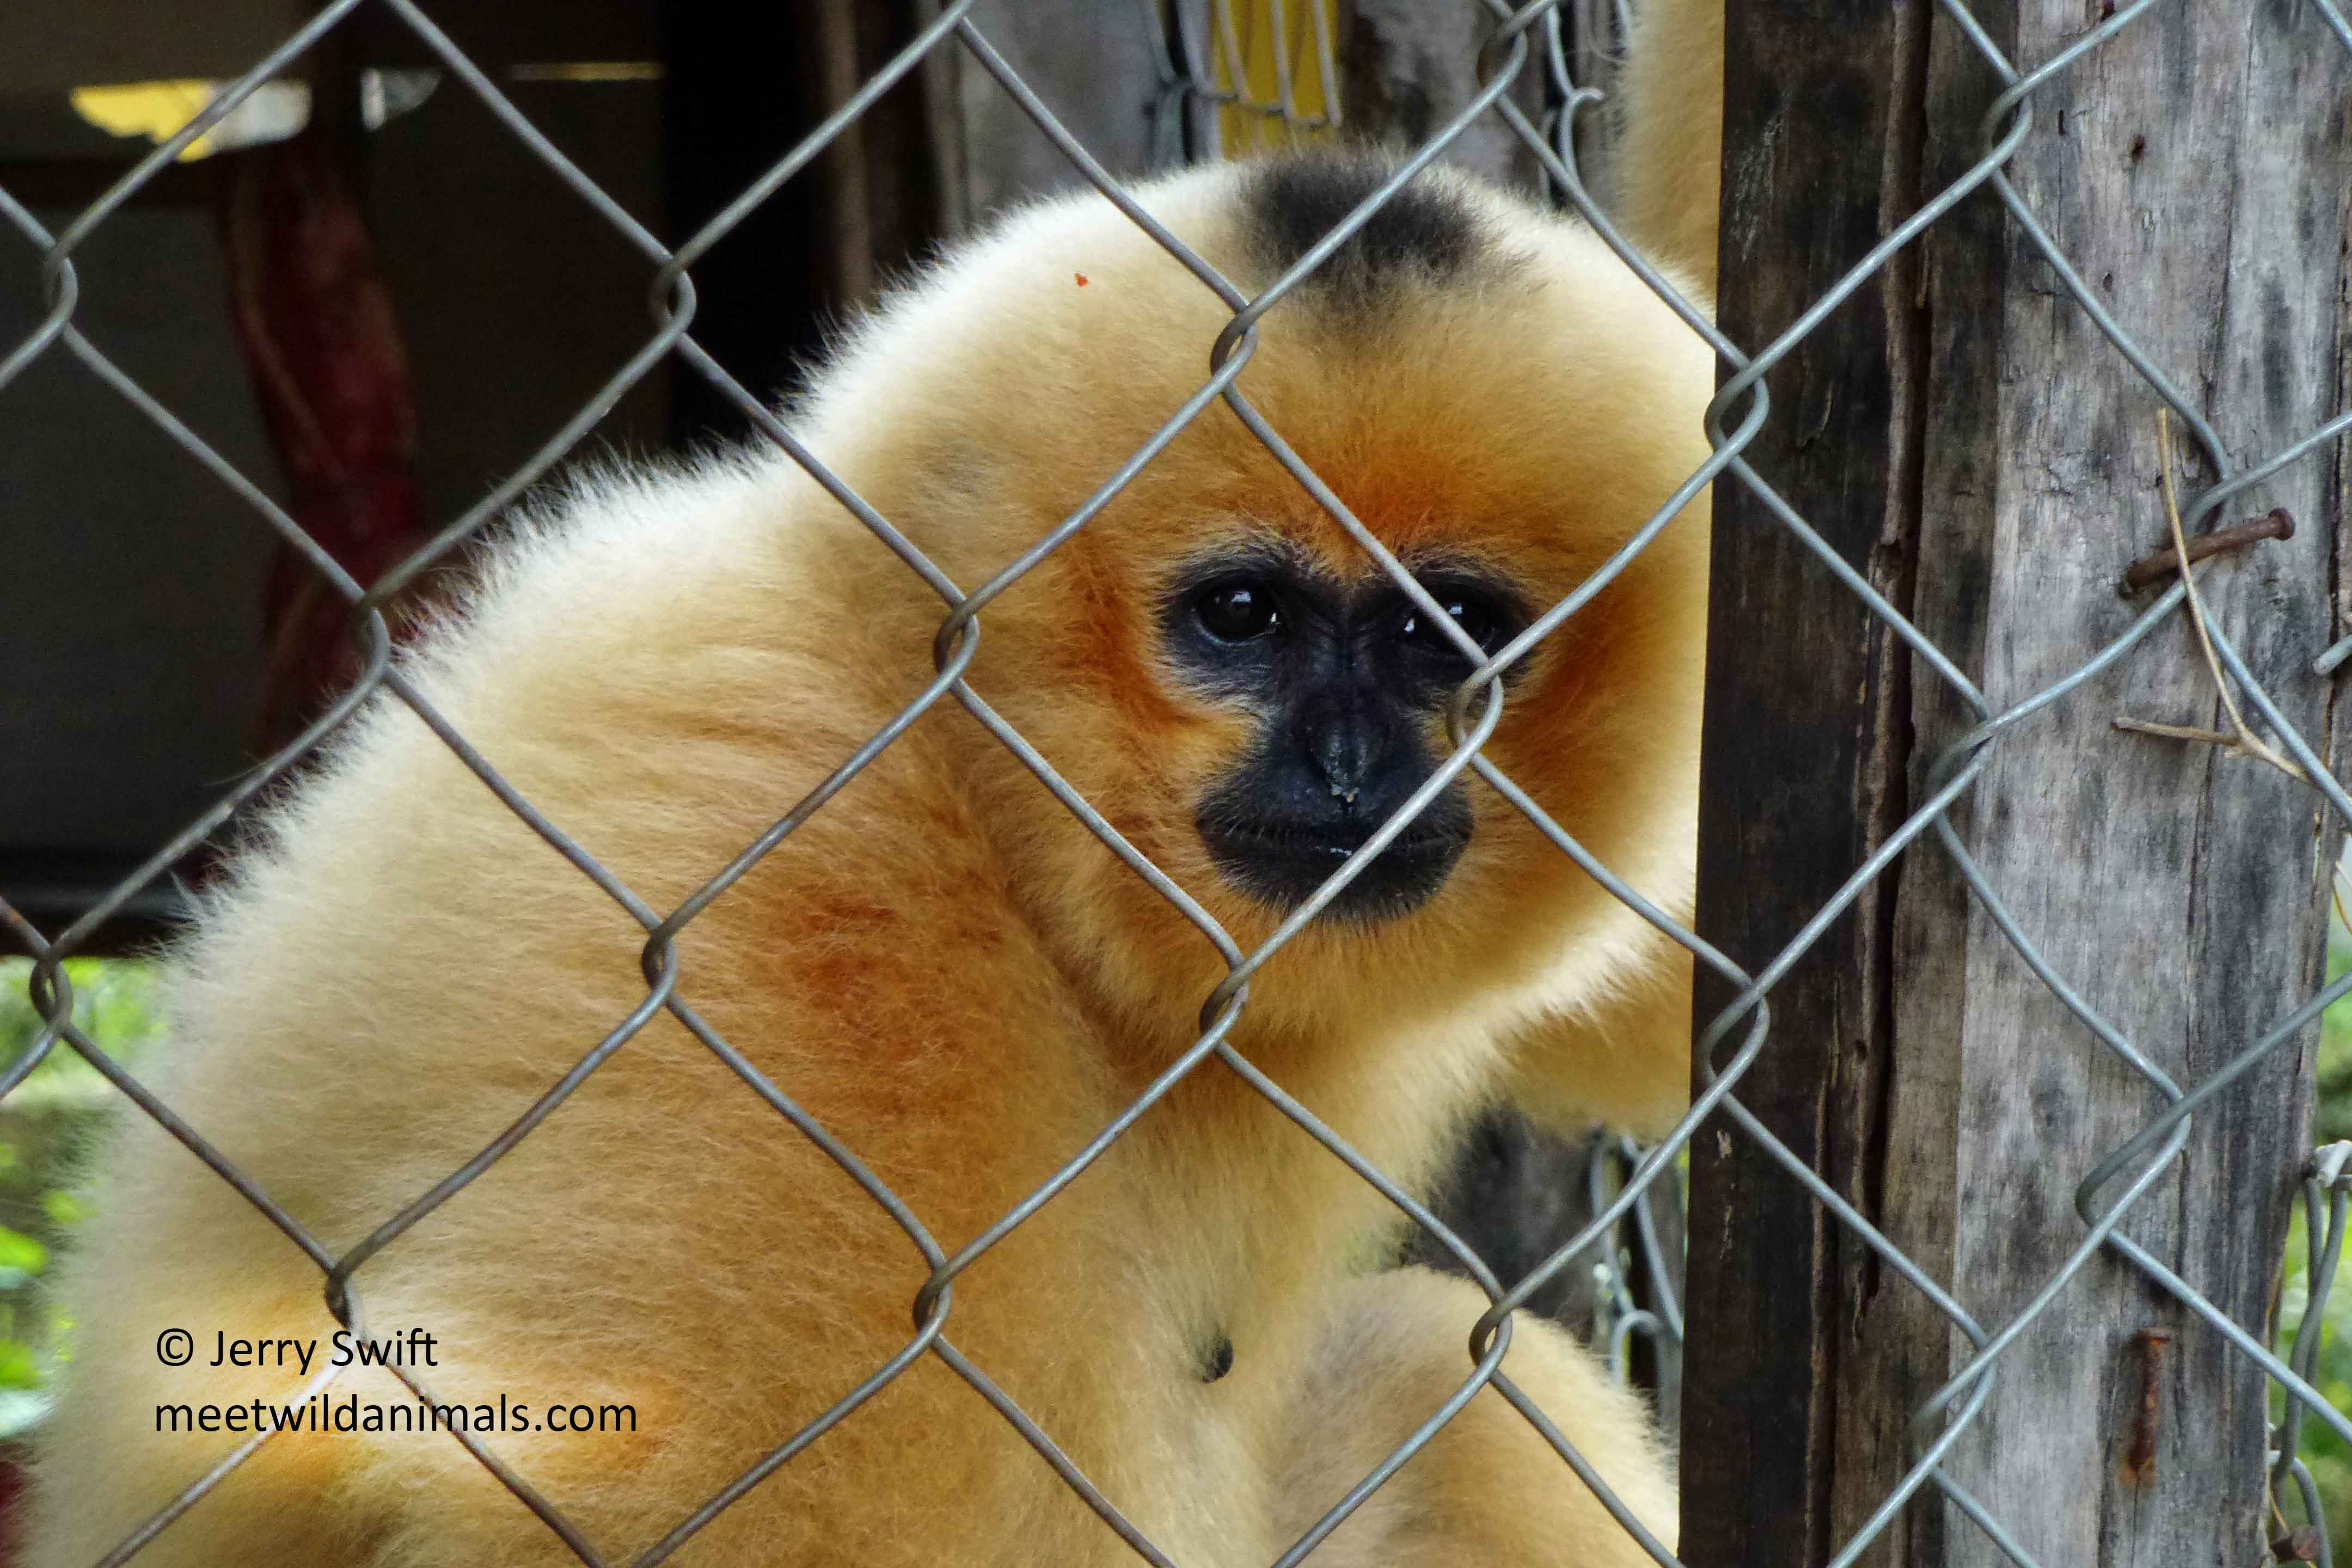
[
  {"left": 1616, "top": 0, "right": 1725, "bottom": 299},
  {"left": 27, "top": 90, "right": 1724, "bottom": 1568}
]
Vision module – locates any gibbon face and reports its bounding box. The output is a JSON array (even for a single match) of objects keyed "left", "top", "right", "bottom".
[
  {"left": 1164, "top": 542, "right": 1505, "bottom": 922},
  {"left": 799, "top": 154, "right": 1711, "bottom": 1041}
]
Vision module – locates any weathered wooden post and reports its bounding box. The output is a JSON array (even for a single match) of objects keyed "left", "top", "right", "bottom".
[{"left": 1682, "top": 3, "right": 2348, "bottom": 1566}]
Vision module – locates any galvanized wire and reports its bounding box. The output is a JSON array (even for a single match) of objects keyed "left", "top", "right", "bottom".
[
  {"left": 3, "top": 2, "right": 2350, "bottom": 1565},
  {"left": 1155, "top": 0, "right": 1344, "bottom": 162}
]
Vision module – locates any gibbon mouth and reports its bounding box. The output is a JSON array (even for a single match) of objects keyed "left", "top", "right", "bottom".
[
  {"left": 1196, "top": 812, "right": 1472, "bottom": 922},
  {"left": 1202, "top": 817, "right": 1464, "bottom": 862}
]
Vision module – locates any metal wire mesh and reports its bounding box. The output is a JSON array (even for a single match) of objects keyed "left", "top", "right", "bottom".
[
  {"left": 1155, "top": 0, "right": 1342, "bottom": 157},
  {"left": 2, "top": 1, "right": 2349, "bottom": 1565}
]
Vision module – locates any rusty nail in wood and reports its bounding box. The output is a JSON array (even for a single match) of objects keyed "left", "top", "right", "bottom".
[
  {"left": 2122, "top": 507, "right": 2295, "bottom": 593},
  {"left": 2273, "top": 1527, "right": 2325, "bottom": 1563},
  {"left": 2124, "top": 1327, "right": 2172, "bottom": 1478}
]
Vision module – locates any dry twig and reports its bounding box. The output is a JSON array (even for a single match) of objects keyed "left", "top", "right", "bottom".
[{"left": 2112, "top": 410, "right": 2307, "bottom": 781}]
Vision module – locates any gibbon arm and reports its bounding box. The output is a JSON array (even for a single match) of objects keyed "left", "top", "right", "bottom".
[{"left": 1275, "top": 1267, "right": 1677, "bottom": 1568}]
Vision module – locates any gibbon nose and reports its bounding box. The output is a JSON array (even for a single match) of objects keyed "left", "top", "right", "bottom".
[{"left": 1301, "top": 704, "right": 1387, "bottom": 807}]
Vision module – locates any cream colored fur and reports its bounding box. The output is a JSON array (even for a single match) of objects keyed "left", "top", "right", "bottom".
[
  {"left": 1615, "top": 0, "right": 1725, "bottom": 298},
  {"left": 1277, "top": 1270, "right": 1677, "bottom": 1567},
  {"left": 29, "top": 135, "right": 1718, "bottom": 1568}
]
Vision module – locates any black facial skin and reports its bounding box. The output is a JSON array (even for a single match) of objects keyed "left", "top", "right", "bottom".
[{"left": 1161, "top": 542, "right": 1529, "bottom": 923}]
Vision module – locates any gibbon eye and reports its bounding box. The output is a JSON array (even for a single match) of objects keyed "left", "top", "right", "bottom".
[
  {"left": 1399, "top": 595, "right": 1503, "bottom": 658},
  {"left": 1194, "top": 579, "right": 1284, "bottom": 643}
]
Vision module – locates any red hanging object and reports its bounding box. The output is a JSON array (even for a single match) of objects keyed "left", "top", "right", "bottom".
[{"left": 215, "top": 125, "right": 432, "bottom": 755}]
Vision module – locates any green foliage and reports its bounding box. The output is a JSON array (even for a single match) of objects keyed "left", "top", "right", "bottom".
[
  {"left": 2277, "top": 1190, "right": 2352, "bottom": 1554},
  {"left": 0, "top": 955, "right": 163, "bottom": 1437},
  {"left": 0, "top": 957, "right": 163, "bottom": 1105},
  {"left": 2319, "top": 957, "right": 2352, "bottom": 1148},
  {"left": 2271, "top": 926, "right": 2352, "bottom": 1558}
]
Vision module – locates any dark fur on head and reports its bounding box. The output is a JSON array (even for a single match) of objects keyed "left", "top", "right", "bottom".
[{"left": 1240, "top": 151, "right": 1493, "bottom": 297}]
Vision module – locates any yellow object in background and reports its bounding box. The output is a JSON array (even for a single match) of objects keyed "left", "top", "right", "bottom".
[
  {"left": 68, "top": 79, "right": 233, "bottom": 161},
  {"left": 67, "top": 71, "right": 439, "bottom": 161},
  {"left": 1208, "top": 0, "right": 1342, "bottom": 155}
]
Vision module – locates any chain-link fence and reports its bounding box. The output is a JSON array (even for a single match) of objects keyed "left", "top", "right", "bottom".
[{"left": 4, "top": 0, "right": 2350, "bottom": 1564}]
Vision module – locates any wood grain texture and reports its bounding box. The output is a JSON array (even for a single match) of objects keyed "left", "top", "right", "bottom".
[
  {"left": 1685, "top": 2, "right": 1928, "bottom": 1563},
  {"left": 1687, "top": 2, "right": 2351, "bottom": 1566}
]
